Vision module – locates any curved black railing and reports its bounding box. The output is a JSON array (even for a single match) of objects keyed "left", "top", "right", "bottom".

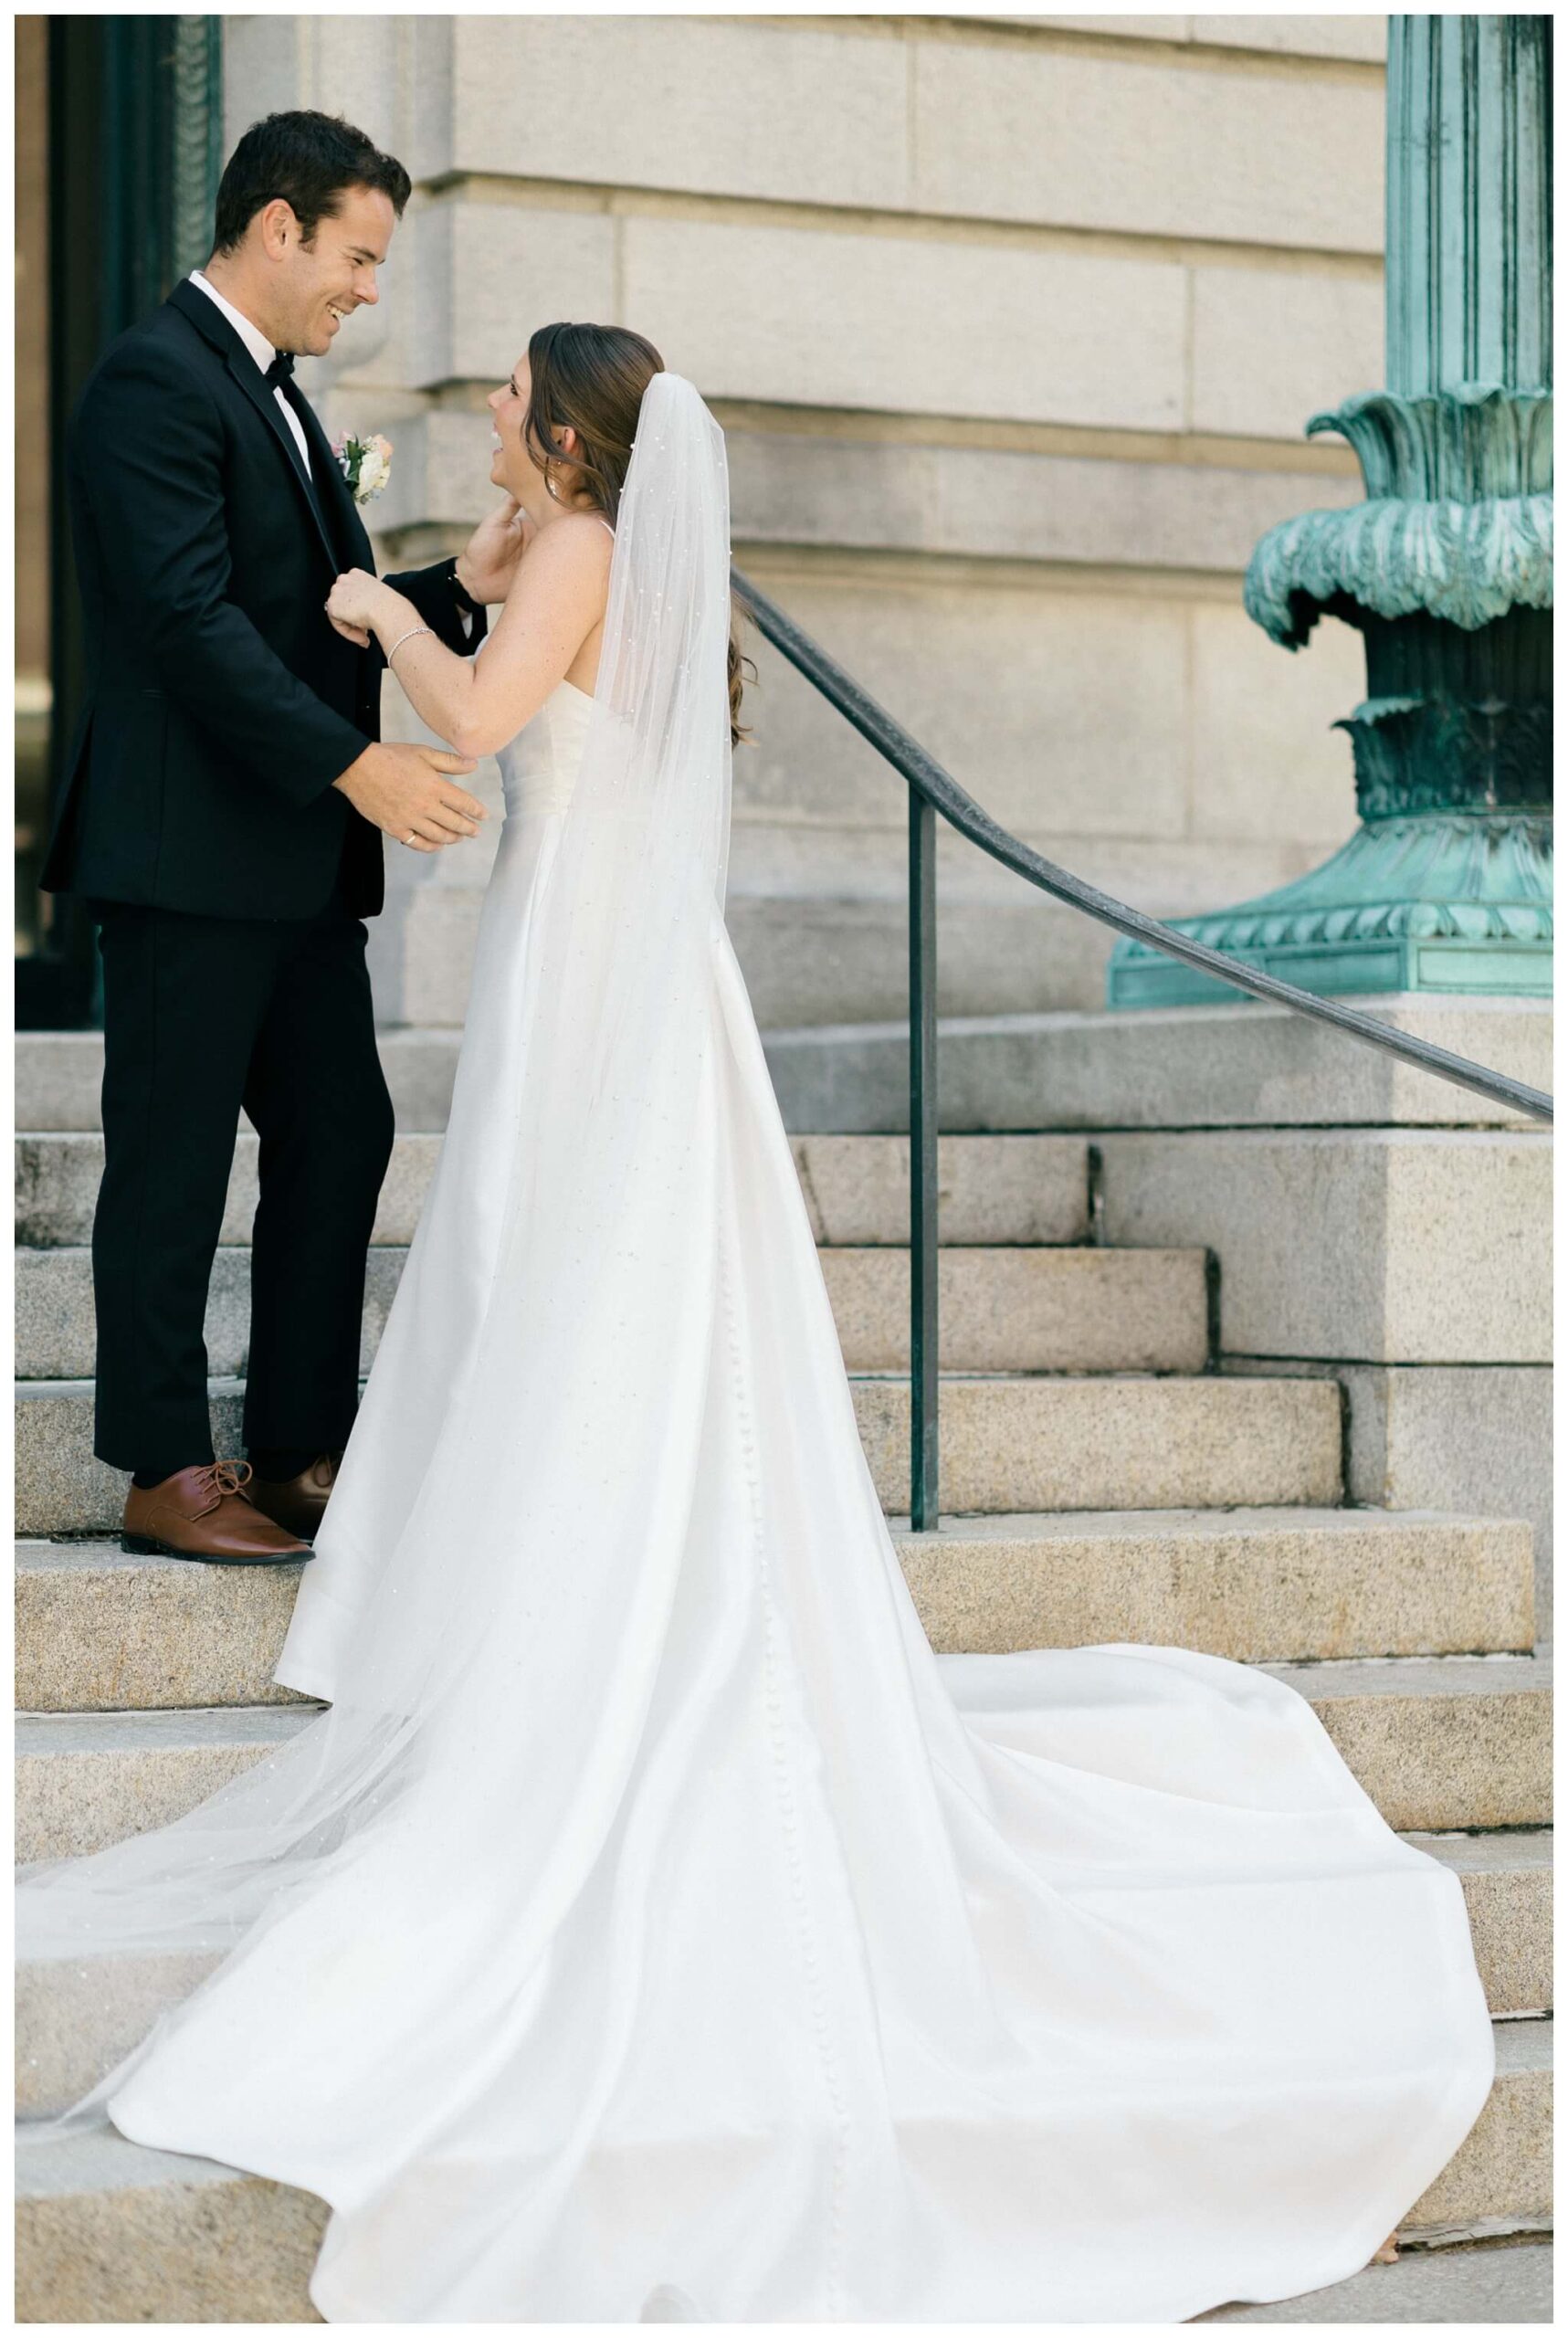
[{"left": 731, "top": 568, "right": 1554, "bottom": 1529}]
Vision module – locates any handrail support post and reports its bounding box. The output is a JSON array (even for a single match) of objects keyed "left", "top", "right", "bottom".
[{"left": 910, "top": 790, "right": 940, "bottom": 1532}]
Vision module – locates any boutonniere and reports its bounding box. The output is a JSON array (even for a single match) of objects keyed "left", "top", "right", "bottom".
[{"left": 331, "top": 431, "right": 394, "bottom": 507}]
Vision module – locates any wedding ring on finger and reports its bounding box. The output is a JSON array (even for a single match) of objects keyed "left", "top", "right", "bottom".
[{"left": 404, "top": 830, "right": 416, "bottom": 846}]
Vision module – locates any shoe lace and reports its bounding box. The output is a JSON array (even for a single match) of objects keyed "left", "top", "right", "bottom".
[{"left": 195, "top": 1459, "right": 253, "bottom": 1501}]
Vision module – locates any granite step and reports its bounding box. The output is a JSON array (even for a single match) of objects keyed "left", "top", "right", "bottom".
[
  {"left": 15, "top": 1832, "right": 1549, "bottom": 2121},
  {"left": 820, "top": 1246, "right": 1207, "bottom": 1373},
  {"left": 1399, "top": 1830, "right": 1552, "bottom": 2022},
  {"left": 16, "top": 2127, "right": 331, "bottom": 2323},
  {"left": 760, "top": 997, "right": 1552, "bottom": 1135},
  {"left": 20, "top": 1003, "right": 1551, "bottom": 1140},
  {"left": 16, "top": 1240, "right": 1213, "bottom": 1381},
  {"left": 15, "top": 1370, "right": 1346, "bottom": 1537},
  {"left": 1260, "top": 1654, "right": 1552, "bottom": 1833},
  {"left": 16, "top": 1657, "right": 1549, "bottom": 1869},
  {"left": 15, "top": 2022, "right": 1550, "bottom": 2322},
  {"left": 1396, "top": 2017, "right": 1552, "bottom": 2246},
  {"left": 896, "top": 1509, "right": 1532, "bottom": 1667},
  {"left": 15, "top": 1029, "right": 464, "bottom": 1137},
  {"left": 856, "top": 1372, "right": 1342, "bottom": 1514},
  {"left": 18, "top": 1944, "right": 227, "bottom": 2120},
  {"left": 15, "top": 1129, "right": 1095, "bottom": 1247},
  {"left": 16, "top": 1131, "right": 448, "bottom": 1250},
  {"left": 16, "top": 1540, "right": 310, "bottom": 1713},
  {"left": 1198, "top": 2233, "right": 1551, "bottom": 2322},
  {"left": 16, "top": 1705, "right": 318, "bottom": 1863},
  {"left": 14, "top": 1510, "right": 1535, "bottom": 1718}
]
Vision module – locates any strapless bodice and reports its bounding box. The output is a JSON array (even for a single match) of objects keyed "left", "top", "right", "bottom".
[{"left": 496, "top": 679, "right": 595, "bottom": 819}]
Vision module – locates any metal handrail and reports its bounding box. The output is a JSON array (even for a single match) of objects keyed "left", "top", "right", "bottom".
[{"left": 732, "top": 568, "right": 1553, "bottom": 1530}]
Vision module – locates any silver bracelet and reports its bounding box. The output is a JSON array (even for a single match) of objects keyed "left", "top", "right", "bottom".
[{"left": 386, "top": 624, "right": 435, "bottom": 669}]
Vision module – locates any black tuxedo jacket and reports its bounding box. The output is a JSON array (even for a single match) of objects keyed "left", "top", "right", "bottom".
[{"left": 41, "top": 275, "right": 485, "bottom": 921}]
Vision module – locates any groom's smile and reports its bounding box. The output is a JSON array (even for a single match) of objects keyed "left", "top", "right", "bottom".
[{"left": 214, "top": 180, "right": 398, "bottom": 362}]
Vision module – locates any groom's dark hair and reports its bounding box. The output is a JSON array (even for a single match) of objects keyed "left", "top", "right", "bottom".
[{"left": 210, "top": 111, "right": 412, "bottom": 255}]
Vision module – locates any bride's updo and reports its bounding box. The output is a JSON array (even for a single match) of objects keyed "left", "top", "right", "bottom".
[{"left": 523, "top": 321, "right": 752, "bottom": 745}]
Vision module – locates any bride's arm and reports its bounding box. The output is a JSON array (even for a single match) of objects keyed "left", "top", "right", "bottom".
[{"left": 325, "top": 516, "right": 613, "bottom": 759}]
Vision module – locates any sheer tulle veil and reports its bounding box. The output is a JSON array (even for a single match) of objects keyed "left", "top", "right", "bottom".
[{"left": 16, "top": 369, "right": 742, "bottom": 2083}]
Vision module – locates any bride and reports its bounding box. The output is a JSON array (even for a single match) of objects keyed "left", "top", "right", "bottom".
[{"left": 19, "top": 323, "right": 1495, "bottom": 2324}]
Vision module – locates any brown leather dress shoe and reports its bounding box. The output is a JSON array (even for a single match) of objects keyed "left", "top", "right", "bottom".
[
  {"left": 247, "top": 1450, "right": 342, "bottom": 1543},
  {"left": 121, "top": 1460, "right": 310, "bottom": 1565}
]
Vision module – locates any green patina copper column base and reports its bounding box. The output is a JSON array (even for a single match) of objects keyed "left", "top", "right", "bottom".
[
  {"left": 1104, "top": 814, "right": 1551, "bottom": 1008},
  {"left": 1108, "top": 18, "right": 1552, "bottom": 1013},
  {"left": 1107, "top": 388, "right": 1553, "bottom": 1009},
  {"left": 1109, "top": 574, "right": 1552, "bottom": 1007}
]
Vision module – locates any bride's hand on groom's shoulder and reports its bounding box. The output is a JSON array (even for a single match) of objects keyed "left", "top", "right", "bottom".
[{"left": 456, "top": 498, "right": 532, "bottom": 606}]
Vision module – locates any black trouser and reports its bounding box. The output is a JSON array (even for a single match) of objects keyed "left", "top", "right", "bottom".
[{"left": 89, "top": 894, "right": 395, "bottom": 1476}]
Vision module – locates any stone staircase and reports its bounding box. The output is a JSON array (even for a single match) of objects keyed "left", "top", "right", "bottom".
[{"left": 14, "top": 1025, "right": 1552, "bottom": 2322}]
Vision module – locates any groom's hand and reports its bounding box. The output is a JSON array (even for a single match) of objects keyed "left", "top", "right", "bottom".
[{"left": 333, "top": 742, "right": 486, "bottom": 853}]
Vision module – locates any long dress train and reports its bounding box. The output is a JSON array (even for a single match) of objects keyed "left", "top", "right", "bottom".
[{"left": 18, "top": 379, "right": 1494, "bottom": 2323}]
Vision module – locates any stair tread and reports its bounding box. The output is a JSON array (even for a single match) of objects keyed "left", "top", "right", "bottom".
[
  {"left": 853, "top": 1371, "right": 1323, "bottom": 1385},
  {"left": 19, "top": 1130, "right": 1103, "bottom": 1251},
  {"left": 889, "top": 1506, "right": 1527, "bottom": 1543},
  {"left": 1197, "top": 2236, "right": 1552, "bottom": 2323},
  {"left": 17, "top": 1239, "right": 1208, "bottom": 1258},
  {"left": 16, "top": 1377, "right": 260, "bottom": 1400},
  {"left": 16, "top": 1538, "right": 310, "bottom": 1574},
  {"left": 16, "top": 2124, "right": 258, "bottom": 2199},
  {"left": 1489, "top": 2018, "right": 1552, "bottom": 2076},
  {"left": 16, "top": 1505, "right": 1538, "bottom": 1572},
  {"left": 1406, "top": 1827, "right": 1553, "bottom": 1875},
  {"left": 18, "top": 1249, "right": 1218, "bottom": 1384},
  {"left": 16, "top": 1706, "right": 318, "bottom": 1754},
  {"left": 1264, "top": 1652, "right": 1552, "bottom": 1700},
  {"left": 16, "top": 1027, "right": 460, "bottom": 1136},
  {"left": 16, "top": 1372, "right": 1331, "bottom": 1392},
  {"left": 16, "top": 1508, "right": 1536, "bottom": 1711},
  {"left": 16, "top": 1826, "right": 1550, "bottom": 1930},
  {"left": 16, "top": 2016, "right": 1549, "bottom": 2197},
  {"left": 18, "top": 1652, "right": 1549, "bottom": 1756}
]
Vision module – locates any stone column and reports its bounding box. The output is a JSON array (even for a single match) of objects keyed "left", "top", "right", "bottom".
[{"left": 1108, "top": 15, "right": 1552, "bottom": 1008}]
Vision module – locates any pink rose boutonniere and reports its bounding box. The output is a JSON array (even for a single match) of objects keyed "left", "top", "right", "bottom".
[{"left": 331, "top": 431, "right": 394, "bottom": 507}]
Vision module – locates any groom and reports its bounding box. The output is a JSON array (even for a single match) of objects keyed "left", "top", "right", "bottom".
[{"left": 42, "top": 110, "right": 516, "bottom": 1563}]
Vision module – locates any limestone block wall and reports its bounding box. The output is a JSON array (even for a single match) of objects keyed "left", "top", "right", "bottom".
[{"left": 225, "top": 14, "right": 1386, "bottom": 1030}]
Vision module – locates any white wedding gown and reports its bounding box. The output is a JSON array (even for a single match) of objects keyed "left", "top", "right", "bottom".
[{"left": 21, "top": 384, "right": 1494, "bottom": 2324}]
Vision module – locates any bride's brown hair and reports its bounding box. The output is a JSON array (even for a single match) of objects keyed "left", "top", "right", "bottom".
[{"left": 523, "top": 321, "right": 754, "bottom": 746}]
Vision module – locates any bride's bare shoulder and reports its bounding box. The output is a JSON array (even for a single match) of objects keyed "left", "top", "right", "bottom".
[{"left": 520, "top": 512, "right": 615, "bottom": 574}]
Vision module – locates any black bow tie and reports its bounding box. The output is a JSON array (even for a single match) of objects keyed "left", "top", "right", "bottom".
[{"left": 264, "top": 351, "right": 296, "bottom": 388}]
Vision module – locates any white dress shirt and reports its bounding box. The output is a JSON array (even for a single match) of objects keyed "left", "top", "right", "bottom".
[{"left": 188, "top": 269, "right": 311, "bottom": 477}]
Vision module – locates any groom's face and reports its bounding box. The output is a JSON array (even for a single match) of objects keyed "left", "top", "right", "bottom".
[{"left": 273, "top": 184, "right": 397, "bottom": 359}]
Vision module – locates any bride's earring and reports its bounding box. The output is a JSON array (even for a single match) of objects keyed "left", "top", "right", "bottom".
[{"left": 544, "top": 461, "right": 562, "bottom": 504}]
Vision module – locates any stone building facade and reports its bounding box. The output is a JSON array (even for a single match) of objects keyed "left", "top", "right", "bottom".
[{"left": 228, "top": 12, "right": 1387, "bottom": 1033}]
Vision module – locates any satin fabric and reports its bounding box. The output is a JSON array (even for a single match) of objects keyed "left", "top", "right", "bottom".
[{"left": 79, "top": 673, "right": 1498, "bottom": 2322}]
